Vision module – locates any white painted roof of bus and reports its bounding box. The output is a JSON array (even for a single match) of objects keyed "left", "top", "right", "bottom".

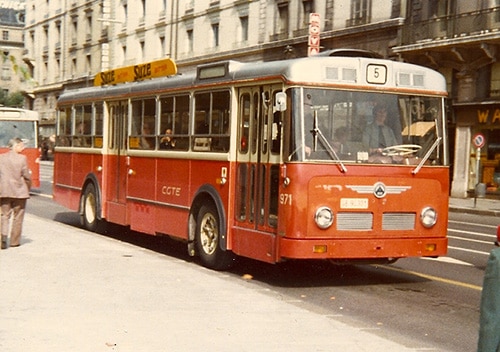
[{"left": 58, "top": 56, "right": 447, "bottom": 105}]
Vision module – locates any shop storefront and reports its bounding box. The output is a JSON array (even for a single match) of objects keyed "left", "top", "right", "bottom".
[{"left": 452, "top": 103, "right": 500, "bottom": 199}]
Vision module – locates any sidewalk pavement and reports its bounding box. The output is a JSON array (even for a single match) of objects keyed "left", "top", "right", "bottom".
[
  {"left": 0, "top": 214, "right": 438, "bottom": 352},
  {"left": 449, "top": 196, "right": 500, "bottom": 217}
]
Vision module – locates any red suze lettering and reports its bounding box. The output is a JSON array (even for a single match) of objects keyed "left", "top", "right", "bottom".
[
  {"left": 100, "top": 70, "right": 115, "bottom": 85},
  {"left": 134, "top": 63, "right": 151, "bottom": 81}
]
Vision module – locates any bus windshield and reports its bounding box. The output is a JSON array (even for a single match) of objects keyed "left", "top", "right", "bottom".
[
  {"left": 288, "top": 88, "right": 445, "bottom": 166},
  {"left": 0, "top": 121, "right": 38, "bottom": 148}
]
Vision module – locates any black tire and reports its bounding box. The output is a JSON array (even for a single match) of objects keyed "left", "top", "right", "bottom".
[
  {"left": 195, "top": 203, "right": 235, "bottom": 270},
  {"left": 81, "top": 183, "right": 99, "bottom": 232}
]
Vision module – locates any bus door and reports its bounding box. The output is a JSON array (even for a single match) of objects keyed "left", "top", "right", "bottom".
[
  {"left": 234, "top": 85, "right": 281, "bottom": 262},
  {"left": 103, "top": 100, "right": 129, "bottom": 224}
]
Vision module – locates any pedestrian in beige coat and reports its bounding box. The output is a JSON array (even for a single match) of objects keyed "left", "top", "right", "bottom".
[{"left": 0, "top": 138, "right": 32, "bottom": 249}]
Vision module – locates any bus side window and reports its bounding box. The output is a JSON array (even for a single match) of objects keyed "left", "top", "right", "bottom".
[
  {"left": 194, "top": 92, "right": 210, "bottom": 135},
  {"left": 211, "top": 91, "right": 230, "bottom": 152},
  {"left": 131, "top": 99, "right": 156, "bottom": 150},
  {"left": 94, "top": 103, "right": 104, "bottom": 148},
  {"left": 193, "top": 91, "right": 230, "bottom": 152},
  {"left": 159, "top": 95, "right": 190, "bottom": 151},
  {"left": 56, "top": 107, "right": 71, "bottom": 146},
  {"left": 72, "top": 105, "right": 92, "bottom": 147}
]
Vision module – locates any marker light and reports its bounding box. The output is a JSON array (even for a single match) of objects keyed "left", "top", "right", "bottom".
[
  {"left": 420, "top": 207, "right": 437, "bottom": 228},
  {"left": 314, "top": 207, "right": 334, "bottom": 229}
]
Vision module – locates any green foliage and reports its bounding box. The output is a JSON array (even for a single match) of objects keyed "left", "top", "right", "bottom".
[
  {"left": 0, "top": 90, "right": 25, "bottom": 108},
  {"left": 1, "top": 52, "right": 35, "bottom": 83}
]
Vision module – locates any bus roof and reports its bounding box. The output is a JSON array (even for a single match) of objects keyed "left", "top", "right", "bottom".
[
  {"left": 58, "top": 56, "right": 447, "bottom": 105},
  {"left": 0, "top": 107, "right": 39, "bottom": 121}
]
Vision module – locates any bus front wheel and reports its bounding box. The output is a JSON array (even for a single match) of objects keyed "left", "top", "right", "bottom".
[
  {"left": 81, "top": 183, "right": 99, "bottom": 232},
  {"left": 195, "top": 204, "right": 235, "bottom": 270}
]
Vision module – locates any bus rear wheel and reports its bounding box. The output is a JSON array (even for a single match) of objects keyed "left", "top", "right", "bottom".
[
  {"left": 195, "top": 204, "right": 235, "bottom": 270},
  {"left": 81, "top": 183, "right": 99, "bottom": 232}
]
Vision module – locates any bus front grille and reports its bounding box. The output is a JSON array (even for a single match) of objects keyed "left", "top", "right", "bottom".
[
  {"left": 337, "top": 213, "right": 373, "bottom": 230},
  {"left": 336, "top": 212, "right": 416, "bottom": 231},
  {"left": 382, "top": 213, "right": 416, "bottom": 230}
]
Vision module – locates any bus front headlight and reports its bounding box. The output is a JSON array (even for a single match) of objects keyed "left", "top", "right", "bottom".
[
  {"left": 420, "top": 207, "right": 437, "bottom": 228},
  {"left": 314, "top": 207, "right": 334, "bottom": 229}
]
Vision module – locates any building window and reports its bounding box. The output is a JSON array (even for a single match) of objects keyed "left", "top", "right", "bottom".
[
  {"left": 2, "top": 31, "right": 8, "bottom": 41},
  {"left": 71, "top": 19, "right": 78, "bottom": 44},
  {"left": 140, "top": 41, "right": 145, "bottom": 61},
  {"left": 302, "top": 0, "right": 314, "bottom": 26},
  {"left": 186, "top": 29, "right": 193, "bottom": 53},
  {"left": 240, "top": 16, "right": 249, "bottom": 42},
  {"left": 121, "top": 46, "right": 127, "bottom": 65},
  {"left": 212, "top": 23, "right": 219, "bottom": 47},
  {"left": 86, "top": 15, "right": 92, "bottom": 40},
  {"left": 123, "top": 3, "right": 128, "bottom": 23},
  {"left": 159, "top": 36, "right": 165, "bottom": 56},
  {"left": 2, "top": 66, "right": 10, "bottom": 80},
  {"left": 86, "top": 54, "right": 91, "bottom": 73},
  {"left": 277, "top": 3, "right": 289, "bottom": 34},
  {"left": 349, "top": 0, "right": 371, "bottom": 26}
]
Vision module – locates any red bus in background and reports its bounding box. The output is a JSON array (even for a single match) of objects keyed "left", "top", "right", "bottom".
[
  {"left": 53, "top": 53, "right": 449, "bottom": 270},
  {"left": 0, "top": 107, "right": 40, "bottom": 188}
]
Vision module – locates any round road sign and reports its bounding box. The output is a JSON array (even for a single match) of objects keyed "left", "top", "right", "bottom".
[{"left": 472, "top": 133, "right": 486, "bottom": 148}]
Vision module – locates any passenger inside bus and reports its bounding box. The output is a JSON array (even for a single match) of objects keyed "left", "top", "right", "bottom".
[
  {"left": 160, "top": 129, "right": 176, "bottom": 149},
  {"left": 140, "top": 124, "right": 155, "bottom": 149},
  {"left": 73, "top": 122, "right": 90, "bottom": 147}
]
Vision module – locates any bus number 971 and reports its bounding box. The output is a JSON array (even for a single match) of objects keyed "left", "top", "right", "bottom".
[{"left": 280, "top": 193, "right": 292, "bottom": 205}]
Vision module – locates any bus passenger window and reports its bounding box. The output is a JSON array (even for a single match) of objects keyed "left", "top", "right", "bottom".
[
  {"left": 193, "top": 91, "right": 230, "bottom": 152},
  {"left": 131, "top": 98, "right": 156, "bottom": 149},
  {"left": 94, "top": 103, "right": 104, "bottom": 148},
  {"left": 159, "top": 95, "right": 190, "bottom": 151},
  {"left": 72, "top": 105, "right": 92, "bottom": 147},
  {"left": 194, "top": 92, "right": 210, "bottom": 135},
  {"left": 56, "top": 108, "right": 71, "bottom": 146}
]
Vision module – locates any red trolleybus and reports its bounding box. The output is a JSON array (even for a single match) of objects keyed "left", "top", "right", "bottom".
[
  {"left": 0, "top": 107, "right": 40, "bottom": 188},
  {"left": 54, "top": 54, "right": 448, "bottom": 269}
]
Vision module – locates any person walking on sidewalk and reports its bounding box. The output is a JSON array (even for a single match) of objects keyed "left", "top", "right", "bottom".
[{"left": 0, "top": 138, "right": 32, "bottom": 249}]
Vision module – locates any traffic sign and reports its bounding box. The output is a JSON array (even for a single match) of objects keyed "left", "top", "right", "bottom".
[
  {"left": 472, "top": 133, "right": 486, "bottom": 148},
  {"left": 308, "top": 13, "right": 320, "bottom": 57}
]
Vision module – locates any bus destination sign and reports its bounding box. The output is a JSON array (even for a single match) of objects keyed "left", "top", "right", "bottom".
[{"left": 94, "top": 58, "right": 177, "bottom": 86}]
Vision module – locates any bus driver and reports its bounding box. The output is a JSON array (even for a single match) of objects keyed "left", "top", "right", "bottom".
[{"left": 362, "top": 104, "right": 398, "bottom": 155}]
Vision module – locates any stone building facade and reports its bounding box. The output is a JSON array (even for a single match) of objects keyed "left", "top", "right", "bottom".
[{"left": 0, "top": 2, "right": 34, "bottom": 105}]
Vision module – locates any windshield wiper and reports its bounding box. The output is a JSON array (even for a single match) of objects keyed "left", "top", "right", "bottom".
[
  {"left": 311, "top": 111, "right": 347, "bottom": 173},
  {"left": 412, "top": 137, "right": 442, "bottom": 175}
]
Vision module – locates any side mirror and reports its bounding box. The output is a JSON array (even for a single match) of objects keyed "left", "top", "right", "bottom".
[{"left": 273, "top": 92, "right": 287, "bottom": 112}]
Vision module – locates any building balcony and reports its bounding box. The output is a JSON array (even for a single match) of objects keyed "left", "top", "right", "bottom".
[{"left": 401, "top": 7, "right": 500, "bottom": 46}]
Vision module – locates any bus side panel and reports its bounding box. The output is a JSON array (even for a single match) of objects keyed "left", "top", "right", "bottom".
[
  {"left": 24, "top": 148, "right": 41, "bottom": 189},
  {"left": 188, "top": 159, "right": 231, "bottom": 229},
  {"left": 54, "top": 151, "right": 104, "bottom": 212},
  {"left": 154, "top": 158, "right": 191, "bottom": 239},
  {"left": 53, "top": 151, "right": 79, "bottom": 211},
  {"left": 231, "top": 227, "right": 276, "bottom": 263},
  {"left": 127, "top": 156, "right": 157, "bottom": 234},
  {"left": 72, "top": 152, "right": 96, "bottom": 190}
]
